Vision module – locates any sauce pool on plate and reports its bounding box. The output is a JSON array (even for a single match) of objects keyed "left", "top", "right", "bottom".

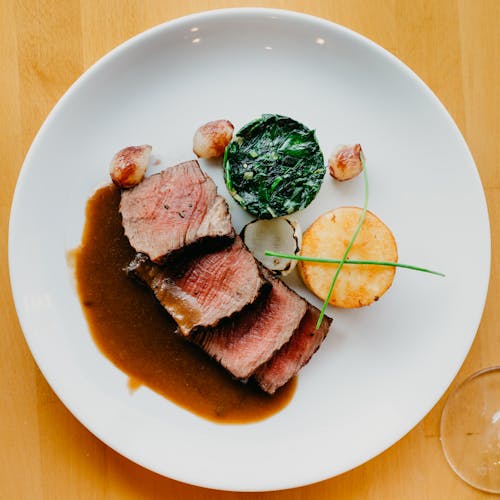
[{"left": 73, "top": 184, "right": 296, "bottom": 423}]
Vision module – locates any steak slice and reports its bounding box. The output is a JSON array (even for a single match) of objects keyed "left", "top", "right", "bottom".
[
  {"left": 254, "top": 304, "right": 332, "bottom": 394},
  {"left": 127, "top": 236, "right": 269, "bottom": 336},
  {"left": 191, "top": 269, "right": 308, "bottom": 380},
  {"left": 120, "top": 160, "right": 234, "bottom": 264}
]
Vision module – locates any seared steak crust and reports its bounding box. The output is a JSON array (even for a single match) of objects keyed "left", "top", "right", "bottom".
[
  {"left": 120, "top": 160, "right": 234, "bottom": 264},
  {"left": 191, "top": 269, "right": 308, "bottom": 380},
  {"left": 121, "top": 162, "right": 333, "bottom": 395},
  {"left": 254, "top": 304, "right": 332, "bottom": 394},
  {"left": 127, "top": 237, "right": 269, "bottom": 336}
]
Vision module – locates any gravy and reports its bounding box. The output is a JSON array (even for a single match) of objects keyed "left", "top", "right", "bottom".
[{"left": 74, "top": 184, "right": 296, "bottom": 423}]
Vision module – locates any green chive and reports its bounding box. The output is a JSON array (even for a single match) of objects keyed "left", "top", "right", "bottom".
[
  {"left": 313, "top": 151, "right": 369, "bottom": 328},
  {"left": 263, "top": 251, "right": 445, "bottom": 277}
]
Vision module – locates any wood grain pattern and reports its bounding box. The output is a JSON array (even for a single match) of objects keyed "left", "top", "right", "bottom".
[{"left": 1, "top": 0, "right": 498, "bottom": 498}]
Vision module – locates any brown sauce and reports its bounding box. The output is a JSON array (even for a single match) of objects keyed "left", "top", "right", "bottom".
[{"left": 74, "top": 184, "right": 296, "bottom": 423}]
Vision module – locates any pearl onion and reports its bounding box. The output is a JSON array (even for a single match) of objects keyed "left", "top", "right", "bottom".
[
  {"left": 110, "top": 145, "right": 152, "bottom": 188},
  {"left": 193, "top": 120, "right": 234, "bottom": 159},
  {"left": 329, "top": 144, "right": 363, "bottom": 182}
]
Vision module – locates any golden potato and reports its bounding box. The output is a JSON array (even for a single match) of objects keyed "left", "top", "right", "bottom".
[{"left": 298, "top": 207, "right": 397, "bottom": 308}]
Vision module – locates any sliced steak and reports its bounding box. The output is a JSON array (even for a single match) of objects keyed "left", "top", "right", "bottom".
[
  {"left": 191, "top": 269, "right": 308, "bottom": 379},
  {"left": 127, "top": 236, "right": 269, "bottom": 336},
  {"left": 254, "top": 304, "right": 332, "bottom": 394},
  {"left": 120, "top": 160, "right": 234, "bottom": 264}
]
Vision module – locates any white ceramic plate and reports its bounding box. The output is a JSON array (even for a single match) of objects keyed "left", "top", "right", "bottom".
[{"left": 9, "top": 8, "right": 490, "bottom": 492}]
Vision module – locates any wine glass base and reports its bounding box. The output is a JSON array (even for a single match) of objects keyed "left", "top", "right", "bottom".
[{"left": 440, "top": 366, "right": 500, "bottom": 493}]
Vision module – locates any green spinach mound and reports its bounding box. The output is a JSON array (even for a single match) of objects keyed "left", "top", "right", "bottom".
[{"left": 223, "top": 114, "right": 325, "bottom": 218}]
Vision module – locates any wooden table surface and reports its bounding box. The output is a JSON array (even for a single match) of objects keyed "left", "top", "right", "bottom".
[{"left": 1, "top": 1, "right": 498, "bottom": 498}]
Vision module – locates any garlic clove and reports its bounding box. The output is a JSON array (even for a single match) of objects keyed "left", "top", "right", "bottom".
[{"left": 329, "top": 144, "right": 363, "bottom": 181}]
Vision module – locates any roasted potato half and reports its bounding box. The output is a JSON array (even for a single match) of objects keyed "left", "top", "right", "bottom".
[{"left": 299, "top": 207, "right": 397, "bottom": 308}]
